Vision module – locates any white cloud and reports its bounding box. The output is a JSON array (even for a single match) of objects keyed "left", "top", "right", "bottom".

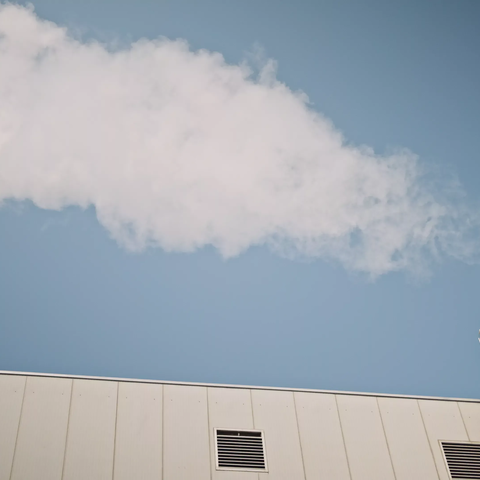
[{"left": 0, "top": 4, "right": 478, "bottom": 276}]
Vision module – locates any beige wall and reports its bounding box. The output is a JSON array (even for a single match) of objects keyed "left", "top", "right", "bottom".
[{"left": 1, "top": 373, "right": 479, "bottom": 480}]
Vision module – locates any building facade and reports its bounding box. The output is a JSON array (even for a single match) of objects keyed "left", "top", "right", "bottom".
[{"left": 0, "top": 371, "right": 479, "bottom": 480}]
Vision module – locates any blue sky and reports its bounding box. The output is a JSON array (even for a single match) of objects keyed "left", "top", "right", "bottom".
[{"left": 1, "top": 0, "right": 480, "bottom": 398}]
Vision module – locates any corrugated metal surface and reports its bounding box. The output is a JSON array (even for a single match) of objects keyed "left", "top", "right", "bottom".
[
  {"left": 2, "top": 371, "right": 480, "bottom": 480},
  {"left": 378, "top": 397, "right": 438, "bottom": 480},
  {"left": 294, "top": 392, "right": 351, "bottom": 480},
  {"left": 251, "top": 389, "right": 305, "bottom": 480},
  {"left": 163, "top": 384, "right": 211, "bottom": 480},
  {"left": 114, "top": 382, "right": 163, "bottom": 480},
  {"left": 63, "top": 379, "right": 118, "bottom": 480},
  {"left": 337, "top": 394, "right": 396, "bottom": 480},
  {"left": 10, "top": 376, "right": 71, "bottom": 480},
  {"left": 419, "top": 400, "right": 470, "bottom": 480},
  {"left": 0, "top": 375, "right": 25, "bottom": 480}
]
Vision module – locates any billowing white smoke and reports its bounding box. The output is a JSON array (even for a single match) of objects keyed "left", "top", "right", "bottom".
[{"left": 0, "top": 4, "right": 477, "bottom": 276}]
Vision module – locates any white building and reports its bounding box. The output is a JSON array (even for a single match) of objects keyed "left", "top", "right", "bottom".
[{"left": 0, "top": 371, "right": 479, "bottom": 480}]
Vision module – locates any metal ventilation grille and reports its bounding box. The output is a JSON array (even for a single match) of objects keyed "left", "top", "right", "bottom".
[
  {"left": 442, "top": 442, "right": 480, "bottom": 479},
  {"left": 215, "top": 429, "right": 267, "bottom": 471}
]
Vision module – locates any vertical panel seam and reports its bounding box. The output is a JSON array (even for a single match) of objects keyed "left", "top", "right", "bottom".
[
  {"left": 111, "top": 382, "right": 120, "bottom": 480},
  {"left": 249, "top": 390, "right": 259, "bottom": 480},
  {"left": 60, "top": 379, "right": 74, "bottom": 480},
  {"left": 456, "top": 402, "right": 470, "bottom": 441},
  {"left": 292, "top": 392, "right": 307, "bottom": 480},
  {"left": 417, "top": 400, "right": 442, "bottom": 480},
  {"left": 206, "top": 388, "right": 212, "bottom": 480},
  {"left": 376, "top": 397, "right": 398, "bottom": 480},
  {"left": 8, "top": 376, "right": 27, "bottom": 480},
  {"left": 250, "top": 389, "right": 256, "bottom": 428},
  {"left": 334, "top": 395, "right": 353, "bottom": 480},
  {"left": 161, "top": 384, "right": 164, "bottom": 480}
]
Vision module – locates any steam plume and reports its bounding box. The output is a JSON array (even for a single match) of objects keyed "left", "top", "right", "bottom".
[{"left": 0, "top": 4, "right": 478, "bottom": 276}]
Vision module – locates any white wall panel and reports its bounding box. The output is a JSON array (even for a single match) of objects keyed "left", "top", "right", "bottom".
[
  {"left": 378, "top": 397, "right": 438, "bottom": 480},
  {"left": 114, "top": 382, "right": 163, "bottom": 480},
  {"left": 11, "top": 376, "right": 71, "bottom": 480},
  {"left": 2, "top": 372, "right": 480, "bottom": 480},
  {"left": 294, "top": 392, "right": 351, "bottom": 480},
  {"left": 163, "top": 385, "right": 211, "bottom": 480},
  {"left": 251, "top": 389, "right": 305, "bottom": 480},
  {"left": 418, "top": 399, "right": 469, "bottom": 480},
  {"left": 0, "top": 375, "right": 25, "bottom": 480},
  {"left": 457, "top": 401, "right": 480, "bottom": 441},
  {"left": 63, "top": 379, "right": 118, "bottom": 480},
  {"left": 337, "top": 395, "right": 395, "bottom": 480},
  {"left": 208, "top": 387, "right": 256, "bottom": 480}
]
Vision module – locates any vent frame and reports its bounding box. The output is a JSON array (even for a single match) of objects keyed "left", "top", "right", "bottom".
[
  {"left": 214, "top": 428, "right": 268, "bottom": 472},
  {"left": 440, "top": 440, "right": 480, "bottom": 480}
]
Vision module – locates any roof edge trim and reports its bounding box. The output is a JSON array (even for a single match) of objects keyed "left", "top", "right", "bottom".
[{"left": 0, "top": 370, "right": 478, "bottom": 403}]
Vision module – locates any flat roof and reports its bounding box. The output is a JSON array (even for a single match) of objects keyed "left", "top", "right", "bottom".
[{"left": 1, "top": 369, "right": 479, "bottom": 403}]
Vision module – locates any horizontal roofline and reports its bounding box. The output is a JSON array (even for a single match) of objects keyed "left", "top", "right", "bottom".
[{"left": 1, "top": 370, "right": 479, "bottom": 403}]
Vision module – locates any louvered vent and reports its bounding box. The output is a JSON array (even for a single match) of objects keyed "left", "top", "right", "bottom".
[
  {"left": 442, "top": 441, "right": 480, "bottom": 479},
  {"left": 215, "top": 429, "right": 267, "bottom": 471}
]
